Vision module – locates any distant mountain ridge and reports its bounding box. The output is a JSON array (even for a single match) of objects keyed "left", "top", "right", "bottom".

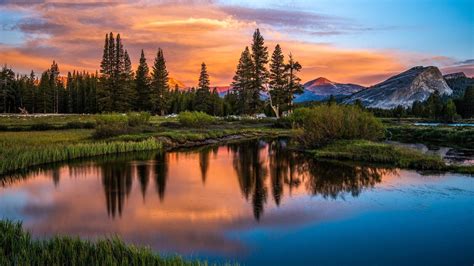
[
  {"left": 295, "top": 77, "right": 365, "bottom": 103},
  {"left": 443, "top": 72, "right": 474, "bottom": 98},
  {"left": 343, "top": 66, "right": 453, "bottom": 109}
]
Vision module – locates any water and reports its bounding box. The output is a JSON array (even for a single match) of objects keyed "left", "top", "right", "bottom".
[
  {"left": 1, "top": 139, "right": 473, "bottom": 266},
  {"left": 414, "top": 122, "right": 474, "bottom": 127}
]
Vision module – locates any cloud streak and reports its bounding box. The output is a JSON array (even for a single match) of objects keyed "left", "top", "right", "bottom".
[{"left": 0, "top": 0, "right": 470, "bottom": 86}]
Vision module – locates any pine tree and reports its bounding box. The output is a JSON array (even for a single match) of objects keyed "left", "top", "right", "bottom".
[
  {"left": 151, "top": 48, "right": 170, "bottom": 115},
  {"left": 135, "top": 49, "right": 151, "bottom": 111},
  {"left": 426, "top": 91, "right": 443, "bottom": 119},
  {"left": 232, "top": 47, "right": 254, "bottom": 114},
  {"left": 37, "top": 71, "right": 51, "bottom": 113},
  {"left": 194, "top": 62, "right": 211, "bottom": 113},
  {"left": 0, "top": 66, "right": 15, "bottom": 113},
  {"left": 268, "top": 44, "right": 286, "bottom": 117},
  {"left": 122, "top": 49, "right": 134, "bottom": 111},
  {"left": 285, "top": 53, "right": 303, "bottom": 113},
  {"left": 98, "top": 32, "right": 114, "bottom": 111},
  {"left": 250, "top": 28, "right": 268, "bottom": 114},
  {"left": 443, "top": 99, "right": 457, "bottom": 122},
  {"left": 49, "top": 60, "right": 60, "bottom": 113},
  {"left": 461, "top": 86, "right": 474, "bottom": 118},
  {"left": 21, "top": 70, "right": 36, "bottom": 113},
  {"left": 113, "top": 33, "right": 126, "bottom": 111}
]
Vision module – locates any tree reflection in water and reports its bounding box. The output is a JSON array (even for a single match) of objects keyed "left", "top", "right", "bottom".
[
  {"left": 229, "top": 140, "right": 268, "bottom": 221},
  {"left": 101, "top": 158, "right": 133, "bottom": 218},
  {"left": 154, "top": 151, "right": 168, "bottom": 202},
  {"left": 1, "top": 139, "right": 396, "bottom": 221},
  {"left": 229, "top": 138, "right": 395, "bottom": 220}
]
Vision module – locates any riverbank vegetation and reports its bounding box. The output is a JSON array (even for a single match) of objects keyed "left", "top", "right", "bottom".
[
  {"left": 386, "top": 123, "right": 474, "bottom": 148},
  {"left": 0, "top": 220, "right": 232, "bottom": 266},
  {"left": 311, "top": 140, "right": 446, "bottom": 170},
  {"left": 291, "top": 105, "right": 384, "bottom": 148},
  {"left": 0, "top": 137, "right": 160, "bottom": 175}
]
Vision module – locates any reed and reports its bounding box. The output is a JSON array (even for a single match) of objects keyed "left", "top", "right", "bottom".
[
  {"left": 0, "top": 138, "right": 161, "bottom": 175},
  {"left": 0, "top": 220, "right": 235, "bottom": 266}
]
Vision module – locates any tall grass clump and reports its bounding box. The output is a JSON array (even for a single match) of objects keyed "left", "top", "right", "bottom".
[
  {"left": 313, "top": 140, "right": 446, "bottom": 170},
  {"left": 0, "top": 138, "right": 161, "bottom": 175},
  {"left": 178, "top": 111, "right": 216, "bottom": 127},
  {"left": 94, "top": 112, "right": 153, "bottom": 138},
  {"left": 291, "top": 105, "right": 385, "bottom": 148},
  {"left": 0, "top": 220, "right": 232, "bottom": 266}
]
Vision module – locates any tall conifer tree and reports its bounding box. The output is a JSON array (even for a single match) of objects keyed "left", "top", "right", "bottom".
[
  {"left": 232, "top": 47, "right": 254, "bottom": 114},
  {"left": 194, "top": 62, "right": 211, "bottom": 113},
  {"left": 268, "top": 44, "right": 286, "bottom": 117},
  {"left": 285, "top": 53, "right": 303, "bottom": 113},
  {"left": 151, "top": 48, "right": 170, "bottom": 115},
  {"left": 250, "top": 28, "right": 268, "bottom": 113},
  {"left": 135, "top": 49, "right": 151, "bottom": 111}
]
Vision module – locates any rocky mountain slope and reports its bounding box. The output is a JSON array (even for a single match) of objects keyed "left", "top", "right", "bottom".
[
  {"left": 343, "top": 66, "right": 453, "bottom": 109},
  {"left": 295, "top": 77, "right": 365, "bottom": 103},
  {"left": 443, "top": 72, "right": 474, "bottom": 98}
]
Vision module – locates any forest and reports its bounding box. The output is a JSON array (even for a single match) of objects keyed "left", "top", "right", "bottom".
[{"left": 0, "top": 29, "right": 303, "bottom": 118}]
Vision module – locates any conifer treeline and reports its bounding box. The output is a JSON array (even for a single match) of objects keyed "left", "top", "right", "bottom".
[{"left": 0, "top": 29, "right": 303, "bottom": 115}]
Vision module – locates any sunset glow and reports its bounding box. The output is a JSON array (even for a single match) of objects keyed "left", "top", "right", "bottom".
[{"left": 1, "top": 0, "right": 472, "bottom": 86}]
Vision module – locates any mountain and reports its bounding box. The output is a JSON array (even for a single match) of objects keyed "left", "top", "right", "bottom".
[
  {"left": 168, "top": 77, "right": 186, "bottom": 89},
  {"left": 213, "top": 86, "right": 232, "bottom": 97},
  {"left": 343, "top": 66, "right": 453, "bottom": 109},
  {"left": 294, "top": 77, "right": 365, "bottom": 103},
  {"left": 443, "top": 72, "right": 467, "bottom": 80},
  {"left": 443, "top": 72, "right": 474, "bottom": 98}
]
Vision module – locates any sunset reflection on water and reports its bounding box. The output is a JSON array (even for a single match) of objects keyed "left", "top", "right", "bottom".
[{"left": 1, "top": 139, "right": 473, "bottom": 265}]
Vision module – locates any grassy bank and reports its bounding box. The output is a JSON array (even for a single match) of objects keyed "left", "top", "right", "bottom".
[
  {"left": 386, "top": 124, "right": 474, "bottom": 148},
  {"left": 311, "top": 140, "right": 472, "bottom": 172},
  {"left": 0, "top": 137, "right": 161, "bottom": 175},
  {"left": 0, "top": 220, "right": 233, "bottom": 266},
  {"left": 0, "top": 116, "right": 290, "bottom": 176}
]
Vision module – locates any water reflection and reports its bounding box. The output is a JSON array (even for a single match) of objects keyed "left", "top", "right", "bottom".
[
  {"left": 0, "top": 139, "right": 395, "bottom": 221},
  {"left": 1, "top": 139, "right": 472, "bottom": 265}
]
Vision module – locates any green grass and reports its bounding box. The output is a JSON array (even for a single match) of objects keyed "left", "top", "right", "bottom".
[
  {"left": 0, "top": 220, "right": 235, "bottom": 266},
  {"left": 0, "top": 114, "right": 172, "bottom": 131},
  {"left": 0, "top": 137, "right": 161, "bottom": 175},
  {"left": 0, "top": 114, "right": 97, "bottom": 131},
  {"left": 311, "top": 140, "right": 447, "bottom": 170},
  {"left": 385, "top": 124, "right": 474, "bottom": 148}
]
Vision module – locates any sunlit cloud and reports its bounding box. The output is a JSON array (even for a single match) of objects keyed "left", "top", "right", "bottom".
[{"left": 0, "top": 0, "right": 472, "bottom": 86}]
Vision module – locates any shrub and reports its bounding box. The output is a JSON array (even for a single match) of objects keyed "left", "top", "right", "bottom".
[
  {"left": 294, "top": 105, "right": 385, "bottom": 148},
  {"left": 64, "top": 121, "right": 95, "bottom": 129},
  {"left": 94, "top": 114, "right": 129, "bottom": 139},
  {"left": 178, "top": 111, "right": 216, "bottom": 127},
  {"left": 127, "top": 112, "right": 151, "bottom": 127}
]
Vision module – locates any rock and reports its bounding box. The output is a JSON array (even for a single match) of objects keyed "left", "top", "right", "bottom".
[{"left": 343, "top": 66, "right": 453, "bottom": 109}]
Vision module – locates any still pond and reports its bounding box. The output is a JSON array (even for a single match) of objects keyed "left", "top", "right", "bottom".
[{"left": 1, "top": 139, "right": 473, "bottom": 265}]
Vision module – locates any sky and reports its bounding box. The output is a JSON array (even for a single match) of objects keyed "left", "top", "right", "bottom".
[{"left": 0, "top": 0, "right": 473, "bottom": 86}]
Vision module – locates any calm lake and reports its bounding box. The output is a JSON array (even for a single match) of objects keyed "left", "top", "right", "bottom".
[{"left": 1, "top": 138, "right": 473, "bottom": 266}]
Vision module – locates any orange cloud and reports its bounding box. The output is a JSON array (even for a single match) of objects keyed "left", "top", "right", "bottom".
[{"left": 0, "top": 1, "right": 469, "bottom": 87}]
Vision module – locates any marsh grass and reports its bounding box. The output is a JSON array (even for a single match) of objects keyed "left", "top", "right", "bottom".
[
  {"left": 387, "top": 124, "right": 474, "bottom": 148},
  {"left": 0, "top": 220, "right": 234, "bottom": 266},
  {"left": 312, "top": 140, "right": 447, "bottom": 170},
  {"left": 0, "top": 138, "right": 161, "bottom": 175}
]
